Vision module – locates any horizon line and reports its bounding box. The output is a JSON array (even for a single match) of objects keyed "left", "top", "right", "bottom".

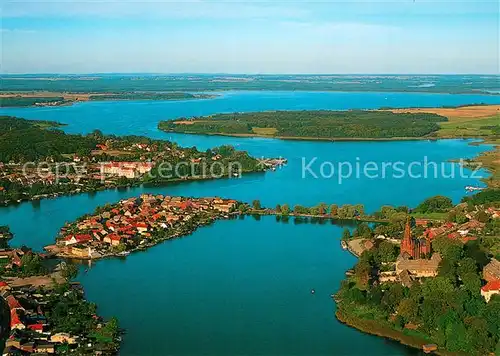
[{"left": 1, "top": 72, "right": 499, "bottom": 77}]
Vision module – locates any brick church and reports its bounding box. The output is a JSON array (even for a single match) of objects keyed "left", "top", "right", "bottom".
[{"left": 400, "top": 216, "right": 431, "bottom": 259}]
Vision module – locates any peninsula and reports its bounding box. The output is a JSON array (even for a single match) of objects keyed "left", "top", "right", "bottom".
[{"left": 0, "top": 116, "right": 281, "bottom": 206}]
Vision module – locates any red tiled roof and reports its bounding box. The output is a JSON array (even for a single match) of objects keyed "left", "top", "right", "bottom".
[
  {"left": 482, "top": 280, "right": 500, "bottom": 292},
  {"left": 0, "top": 281, "right": 8, "bottom": 287},
  {"left": 28, "top": 323, "right": 44, "bottom": 331},
  {"left": 6, "top": 295, "right": 22, "bottom": 310},
  {"left": 10, "top": 309, "right": 23, "bottom": 328},
  {"left": 108, "top": 234, "right": 122, "bottom": 241},
  {"left": 75, "top": 234, "right": 92, "bottom": 242}
]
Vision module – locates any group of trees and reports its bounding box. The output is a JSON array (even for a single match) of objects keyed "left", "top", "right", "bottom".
[
  {"left": 0, "top": 225, "right": 12, "bottom": 249},
  {"left": 462, "top": 188, "right": 500, "bottom": 206},
  {"left": 161, "top": 110, "right": 448, "bottom": 139},
  {"left": 45, "top": 283, "right": 121, "bottom": 352},
  {"left": 415, "top": 195, "right": 454, "bottom": 214},
  {"left": 0, "top": 116, "right": 98, "bottom": 162},
  {"left": 265, "top": 202, "right": 366, "bottom": 218}
]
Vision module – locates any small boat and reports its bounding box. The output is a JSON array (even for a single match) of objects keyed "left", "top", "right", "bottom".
[
  {"left": 341, "top": 240, "right": 348, "bottom": 250},
  {"left": 465, "top": 186, "right": 485, "bottom": 192},
  {"left": 311, "top": 289, "right": 315, "bottom": 294},
  {"left": 117, "top": 251, "right": 130, "bottom": 257}
]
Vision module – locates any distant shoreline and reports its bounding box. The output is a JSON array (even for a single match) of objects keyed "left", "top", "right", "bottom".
[{"left": 0, "top": 91, "right": 217, "bottom": 108}]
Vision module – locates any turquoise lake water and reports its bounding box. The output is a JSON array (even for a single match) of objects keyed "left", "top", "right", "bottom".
[{"left": 0, "top": 91, "right": 499, "bottom": 355}]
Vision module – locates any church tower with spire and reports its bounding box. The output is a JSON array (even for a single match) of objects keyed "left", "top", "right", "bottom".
[
  {"left": 400, "top": 216, "right": 415, "bottom": 257},
  {"left": 399, "top": 216, "right": 431, "bottom": 259}
]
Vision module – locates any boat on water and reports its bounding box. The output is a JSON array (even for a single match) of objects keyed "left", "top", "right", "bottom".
[
  {"left": 341, "top": 240, "right": 348, "bottom": 250},
  {"left": 116, "top": 251, "right": 130, "bottom": 257},
  {"left": 465, "top": 186, "right": 485, "bottom": 192}
]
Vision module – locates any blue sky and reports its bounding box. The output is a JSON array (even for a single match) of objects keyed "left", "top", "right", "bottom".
[{"left": 1, "top": 0, "right": 498, "bottom": 74}]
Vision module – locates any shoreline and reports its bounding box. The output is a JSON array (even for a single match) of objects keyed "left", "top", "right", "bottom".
[
  {"left": 335, "top": 310, "right": 451, "bottom": 355},
  {"left": 160, "top": 128, "right": 445, "bottom": 142},
  {"left": 2, "top": 88, "right": 500, "bottom": 96},
  {"left": 0, "top": 171, "right": 265, "bottom": 208},
  {"left": 0, "top": 91, "right": 218, "bottom": 108}
]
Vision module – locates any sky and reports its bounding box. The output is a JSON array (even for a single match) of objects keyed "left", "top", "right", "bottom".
[{"left": 1, "top": 0, "right": 499, "bottom": 74}]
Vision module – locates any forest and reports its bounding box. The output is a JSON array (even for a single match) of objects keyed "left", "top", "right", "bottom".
[
  {"left": 159, "top": 110, "right": 448, "bottom": 139},
  {"left": 0, "top": 116, "right": 99, "bottom": 162}
]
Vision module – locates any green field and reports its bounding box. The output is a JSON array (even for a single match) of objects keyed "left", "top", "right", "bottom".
[{"left": 437, "top": 115, "right": 500, "bottom": 137}]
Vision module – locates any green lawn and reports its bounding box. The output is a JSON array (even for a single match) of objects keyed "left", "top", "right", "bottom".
[{"left": 410, "top": 212, "right": 448, "bottom": 220}]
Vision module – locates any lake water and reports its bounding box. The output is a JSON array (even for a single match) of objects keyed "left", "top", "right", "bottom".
[{"left": 1, "top": 91, "right": 499, "bottom": 355}]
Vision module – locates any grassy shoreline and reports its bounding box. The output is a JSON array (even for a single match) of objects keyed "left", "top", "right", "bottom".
[{"left": 335, "top": 310, "right": 454, "bottom": 355}]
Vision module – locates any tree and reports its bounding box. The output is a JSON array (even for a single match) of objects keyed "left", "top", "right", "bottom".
[
  {"left": 281, "top": 204, "right": 290, "bottom": 216},
  {"left": 377, "top": 241, "right": 398, "bottom": 262},
  {"left": 353, "top": 222, "right": 372, "bottom": 238},
  {"left": 397, "top": 298, "right": 418, "bottom": 323},
  {"left": 476, "top": 210, "right": 490, "bottom": 223},
  {"left": 354, "top": 204, "right": 365, "bottom": 216},
  {"left": 342, "top": 228, "right": 351, "bottom": 241},
  {"left": 61, "top": 263, "right": 79, "bottom": 281},
  {"left": 354, "top": 258, "right": 371, "bottom": 289},
  {"left": 381, "top": 284, "right": 405, "bottom": 313},
  {"left": 275, "top": 204, "right": 281, "bottom": 214},
  {"left": 461, "top": 272, "right": 481, "bottom": 293},
  {"left": 317, "top": 202, "right": 328, "bottom": 215},
  {"left": 330, "top": 204, "right": 338, "bottom": 216},
  {"left": 252, "top": 199, "right": 261, "bottom": 210},
  {"left": 238, "top": 204, "right": 247, "bottom": 213},
  {"left": 457, "top": 257, "right": 477, "bottom": 277},
  {"left": 380, "top": 206, "right": 397, "bottom": 219}
]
